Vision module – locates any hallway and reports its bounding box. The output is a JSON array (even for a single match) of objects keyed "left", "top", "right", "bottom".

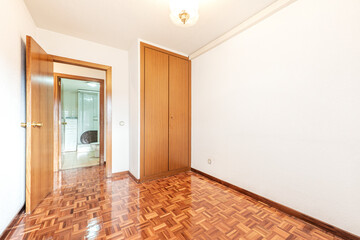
[
  {"left": 61, "top": 151, "right": 99, "bottom": 170},
  {"left": 3, "top": 166, "right": 341, "bottom": 239}
]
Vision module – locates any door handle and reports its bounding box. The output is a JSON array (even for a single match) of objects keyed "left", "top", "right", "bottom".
[
  {"left": 61, "top": 122, "right": 67, "bottom": 125},
  {"left": 32, "top": 122, "right": 43, "bottom": 127},
  {"left": 20, "top": 122, "right": 43, "bottom": 128}
]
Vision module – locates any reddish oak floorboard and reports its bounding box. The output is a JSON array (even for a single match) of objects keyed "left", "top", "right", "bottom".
[{"left": 3, "top": 166, "right": 343, "bottom": 240}]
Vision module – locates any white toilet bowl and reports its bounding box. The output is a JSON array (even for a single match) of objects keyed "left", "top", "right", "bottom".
[{"left": 90, "top": 142, "right": 100, "bottom": 157}]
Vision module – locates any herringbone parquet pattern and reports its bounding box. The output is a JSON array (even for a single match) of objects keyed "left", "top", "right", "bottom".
[{"left": 3, "top": 166, "right": 342, "bottom": 240}]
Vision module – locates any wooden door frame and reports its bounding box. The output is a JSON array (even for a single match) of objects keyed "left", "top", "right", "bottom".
[
  {"left": 54, "top": 73, "right": 105, "bottom": 170},
  {"left": 139, "top": 42, "right": 191, "bottom": 181},
  {"left": 50, "top": 55, "right": 113, "bottom": 178}
]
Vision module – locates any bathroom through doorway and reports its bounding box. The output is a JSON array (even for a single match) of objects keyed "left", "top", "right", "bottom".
[{"left": 55, "top": 74, "right": 104, "bottom": 170}]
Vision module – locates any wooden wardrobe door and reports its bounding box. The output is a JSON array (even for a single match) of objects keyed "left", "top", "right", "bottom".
[
  {"left": 169, "top": 56, "right": 189, "bottom": 170},
  {"left": 144, "top": 48, "right": 169, "bottom": 176}
]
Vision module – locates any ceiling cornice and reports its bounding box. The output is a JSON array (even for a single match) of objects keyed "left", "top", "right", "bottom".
[{"left": 189, "top": 0, "right": 297, "bottom": 60}]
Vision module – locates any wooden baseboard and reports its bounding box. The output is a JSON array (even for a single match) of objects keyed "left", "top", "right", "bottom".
[
  {"left": 112, "top": 171, "right": 141, "bottom": 184},
  {"left": 0, "top": 205, "right": 25, "bottom": 240},
  {"left": 111, "top": 171, "right": 129, "bottom": 178},
  {"left": 128, "top": 171, "right": 140, "bottom": 183},
  {"left": 113, "top": 169, "right": 191, "bottom": 184},
  {"left": 140, "top": 167, "right": 191, "bottom": 183},
  {"left": 191, "top": 168, "right": 359, "bottom": 240}
]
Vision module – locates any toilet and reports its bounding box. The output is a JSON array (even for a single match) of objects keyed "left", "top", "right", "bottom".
[{"left": 90, "top": 142, "right": 100, "bottom": 157}]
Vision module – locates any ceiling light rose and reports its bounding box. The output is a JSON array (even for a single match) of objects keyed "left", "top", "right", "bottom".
[{"left": 169, "top": 0, "right": 199, "bottom": 27}]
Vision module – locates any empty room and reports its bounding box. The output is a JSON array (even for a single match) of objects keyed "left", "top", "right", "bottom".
[{"left": 0, "top": 0, "right": 359, "bottom": 239}]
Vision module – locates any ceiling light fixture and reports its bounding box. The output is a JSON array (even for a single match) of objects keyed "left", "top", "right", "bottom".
[
  {"left": 87, "top": 82, "right": 98, "bottom": 87},
  {"left": 169, "top": 0, "right": 199, "bottom": 27}
]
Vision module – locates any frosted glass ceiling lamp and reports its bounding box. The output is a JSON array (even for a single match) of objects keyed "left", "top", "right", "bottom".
[
  {"left": 169, "top": 0, "right": 199, "bottom": 27},
  {"left": 87, "top": 82, "right": 98, "bottom": 88}
]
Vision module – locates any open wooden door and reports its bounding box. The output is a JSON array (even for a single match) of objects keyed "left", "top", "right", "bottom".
[{"left": 25, "top": 36, "right": 54, "bottom": 213}]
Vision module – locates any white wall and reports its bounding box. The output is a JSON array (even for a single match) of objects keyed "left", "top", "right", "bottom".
[
  {"left": 36, "top": 28, "right": 129, "bottom": 173},
  {"left": 0, "top": 0, "right": 36, "bottom": 235},
  {"left": 62, "top": 88, "right": 78, "bottom": 117},
  {"left": 192, "top": 0, "right": 360, "bottom": 236},
  {"left": 128, "top": 40, "right": 140, "bottom": 179},
  {"left": 54, "top": 62, "right": 106, "bottom": 79}
]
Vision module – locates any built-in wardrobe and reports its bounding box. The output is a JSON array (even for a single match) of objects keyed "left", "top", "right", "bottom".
[{"left": 140, "top": 42, "right": 191, "bottom": 181}]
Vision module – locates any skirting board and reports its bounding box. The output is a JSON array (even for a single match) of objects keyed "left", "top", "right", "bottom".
[
  {"left": 128, "top": 171, "right": 140, "bottom": 183},
  {"left": 112, "top": 171, "right": 140, "bottom": 184},
  {"left": 111, "top": 171, "right": 129, "bottom": 178},
  {"left": 191, "top": 168, "right": 359, "bottom": 240},
  {"left": 139, "top": 167, "right": 191, "bottom": 183},
  {"left": 0, "top": 205, "right": 25, "bottom": 240}
]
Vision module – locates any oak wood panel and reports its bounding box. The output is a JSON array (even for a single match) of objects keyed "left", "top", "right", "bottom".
[
  {"left": 140, "top": 42, "right": 191, "bottom": 181},
  {"left": 128, "top": 171, "right": 140, "bottom": 183},
  {"left": 53, "top": 75, "right": 60, "bottom": 172},
  {"left": 26, "top": 36, "right": 54, "bottom": 213},
  {"left": 99, "top": 77, "right": 105, "bottom": 165},
  {"left": 188, "top": 60, "right": 192, "bottom": 169},
  {"left": 169, "top": 56, "right": 190, "bottom": 170},
  {"left": 140, "top": 167, "right": 190, "bottom": 182},
  {"left": 111, "top": 171, "right": 129, "bottom": 178},
  {"left": 140, "top": 42, "right": 189, "bottom": 60},
  {"left": 144, "top": 47, "right": 169, "bottom": 177},
  {"left": 105, "top": 67, "right": 112, "bottom": 177},
  {"left": 54, "top": 73, "right": 104, "bottom": 82},
  {"left": 140, "top": 44, "right": 145, "bottom": 180},
  {"left": 50, "top": 55, "right": 113, "bottom": 178},
  {"left": 49, "top": 55, "right": 110, "bottom": 70}
]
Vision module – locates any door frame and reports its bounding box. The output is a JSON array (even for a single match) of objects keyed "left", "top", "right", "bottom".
[
  {"left": 54, "top": 73, "right": 105, "bottom": 170},
  {"left": 50, "top": 55, "right": 113, "bottom": 178}
]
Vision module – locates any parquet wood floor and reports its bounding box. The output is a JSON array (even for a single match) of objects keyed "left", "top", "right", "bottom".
[{"left": 3, "top": 166, "right": 343, "bottom": 240}]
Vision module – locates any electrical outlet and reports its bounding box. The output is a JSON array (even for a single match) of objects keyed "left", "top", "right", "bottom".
[{"left": 208, "top": 159, "right": 212, "bottom": 165}]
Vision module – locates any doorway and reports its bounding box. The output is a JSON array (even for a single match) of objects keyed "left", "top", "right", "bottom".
[
  {"left": 57, "top": 76, "right": 104, "bottom": 170},
  {"left": 51, "top": 55, "right": 113, "bottom": 178},
  {"left": 25, "top": 36, "right": 113, "bottom": 213}
]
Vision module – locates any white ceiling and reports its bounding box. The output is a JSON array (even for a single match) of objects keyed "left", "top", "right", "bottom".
[{"left": 24, "top": 0, "right": 277, "bottom": 55}]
